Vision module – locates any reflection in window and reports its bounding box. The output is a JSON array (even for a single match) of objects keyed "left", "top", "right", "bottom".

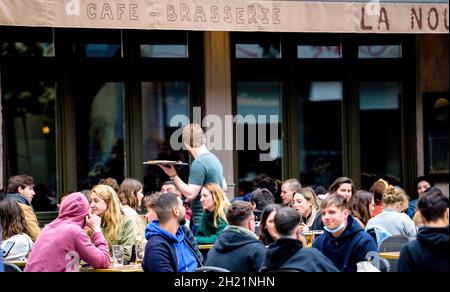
[
  {"left": 140, "top": 45, "right": 188, "bottom": 58},
  {"left": 236, "top": 82, "right": 282, "bottom": 196},
  {"left": 236, "top": 43, "right": 281, "bottom": 59},
  {"left": 298, "top": 82, "right": 343, "bottom": 188},
  {"left": 297, "top": 46, "right": 341, "bottom": 59},
  {"left": 0, "top": 42, "right": 54, "bottom": 57},
  {"left": 142, "top": 82, "right": 190, "bottom": 193},
  {"left": 75, "top": 82, "right": 125, "bottom": 190},
  {"left": 360, "top": 82, "right": 402, "bottom": 190},
  {"left": 139, "top": 31, "right": 188, "bottom": 58},
  {"left": 358, "top": 45, "right": 401, "bottom": 58},
  {"left": 2, "top": 81, "right": 57, "bottom": 211},
  {"left": 424, "top": 94, "right": 449, "bottom": 174},
  {"left": 83, "top": 44, "right": 121, "bottom": 58}
]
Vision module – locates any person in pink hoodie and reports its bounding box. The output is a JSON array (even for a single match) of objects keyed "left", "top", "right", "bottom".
[{"left": 25, "top": 192, "right": 110, "bottom": 272}]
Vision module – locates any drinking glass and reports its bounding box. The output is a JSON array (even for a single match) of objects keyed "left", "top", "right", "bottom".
[{"left": 112, "top": 245, "right": 124, "bottom": 266}]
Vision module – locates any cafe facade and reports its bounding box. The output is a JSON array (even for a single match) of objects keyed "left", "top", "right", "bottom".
[{"left": 1, "top": 0, "right": 448, "bottom": 221}]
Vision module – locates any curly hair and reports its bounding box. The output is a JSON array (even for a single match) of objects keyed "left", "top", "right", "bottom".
[{"left": 382, "top": 186, "right": 409, "bottom": 211}]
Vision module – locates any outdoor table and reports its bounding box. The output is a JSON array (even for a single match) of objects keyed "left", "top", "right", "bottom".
[
  {"left": 379, "top": 251, "right": 400, "bottom": 260},
  {"left": 80, "top": 263, "right": 143, "bottom": 272}
]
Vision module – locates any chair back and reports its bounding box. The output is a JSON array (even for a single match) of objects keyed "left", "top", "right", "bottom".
[
  {"left": 378, "top": 234, "right": 409, "bottom": 252},
  {"left": 4, "top": 262, "right": 22, "bottom": 272},
  {"left": 378, "top": 234, "right": 409, "bottom": 272},
  {"left": 195, "top": 266, "right": 230, "bottom": 272}
]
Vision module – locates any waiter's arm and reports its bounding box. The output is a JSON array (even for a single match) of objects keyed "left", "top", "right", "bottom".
[{"left": 158, "top": 165, "right": 202, "bottom": 201}]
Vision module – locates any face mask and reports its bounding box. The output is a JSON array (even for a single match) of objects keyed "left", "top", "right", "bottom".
[{"left": 324, "top": 221, "right": 346, "bottom": 234}]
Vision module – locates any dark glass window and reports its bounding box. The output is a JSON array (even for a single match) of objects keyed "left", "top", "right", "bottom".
[
  {"left": 140, "top": 31, "right": 188, "bottom": 58},
  {"left": 2, "top": 80, "right": 57, "bottom": 211},
  {"left": 360, "top": 82, "right": 402, "bottom": 189},
  {"left": 236, "top": 82, "right": 282, "bottom": 195},
  {"left": 297, "top": 81, "right": 343, "bottom": 187},
  {"left": 74, "top": 82, "right": 125, "bottom": 190},
  {"left": 358, "top": 45, "right": 401, "bottom": 59},
  {"left": 141, "top": 82, "right": 190, "bottom": 193}
]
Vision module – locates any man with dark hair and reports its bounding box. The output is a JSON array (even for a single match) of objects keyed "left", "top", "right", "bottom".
[
  {"left": 161, "top": 181, "right": 192, "bottom": 227},
  {"left": 251, "top": 188, "right": 275, "bottom": 220},
  {"left": 399, "top": 187, "right": 449, "bottom": 272},
  {"left": 205, "top": 201, "right": 266, "bottom": 272},
  {"left": 313, "top": 195, "right": 377, "bottom": 272},
  {"left": 6, "top": 175, "right": 41, "bottom": 241},
  {"left": 262, "top": 207, "right": 338, "bottom": 272},
  {"left": 142, "top": 192, "right": 203, "bottom": 272}
]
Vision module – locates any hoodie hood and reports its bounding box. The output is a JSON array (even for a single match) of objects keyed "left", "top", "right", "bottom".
[
  {"left": 52, "top": 192, "right": 89, "bottom": 228},
  {"left": 145, "top": 221, "right": 184, "bottom": 243},
  {"left": 265, "top": 238, "right": 303, "bottom": 270},
  {"left": 417, "top": 226, "right": 449, "bottom": 250},
  {"left": 213, "top": 226, "right": 259, "bottom": 253}
]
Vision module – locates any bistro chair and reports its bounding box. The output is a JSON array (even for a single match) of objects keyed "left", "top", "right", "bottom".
[
  {"left": 378, "top": 234, "right": 409, "bottom": 272},
  {"left": 195, "top": 266, "right": 230, "bottom": 272}
]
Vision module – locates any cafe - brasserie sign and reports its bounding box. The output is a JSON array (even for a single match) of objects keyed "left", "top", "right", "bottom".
[{"left": 0, "top": 0, "right": 448, "bottom": 33}]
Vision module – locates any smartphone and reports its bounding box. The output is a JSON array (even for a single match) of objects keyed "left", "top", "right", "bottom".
[{"left": 1, "top": 241, "right": 15, "bottom": 258}]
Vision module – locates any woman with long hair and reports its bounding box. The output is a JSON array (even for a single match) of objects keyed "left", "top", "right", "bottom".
[
  {"left": 0, "top": 199, "right": 33, "bottom": 261},
  {"left": 117, "top": 178, "right": 146, "bottom": 251},
  {"left": 292, "top": 187, "right": 322, "bottom": 231},
  {"left": 195, "top": 183, "right": 230, "bottom": 245},
  {"left": 89, "top": 184, "right": 135, "bottom": 263},
  {"left": 349, "top": 190, "right": 375, "bottom": 227},
  {"left": 258, "top": 204, "right": 281, "bottom": 246},
  {"left": 329, "top": 177, "right": 355, "bottom": 202}
]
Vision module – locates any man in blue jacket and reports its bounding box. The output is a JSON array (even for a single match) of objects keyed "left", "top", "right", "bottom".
[
  {"left": 142, "top": 192, "right": 203, "bottom": 272},
  {"left": 399, "top": 186, "right": 449, "bottom": 272},
  {"left": 313, "top": 195, "right": 377, "bottom": 272},
  {"left": 262, "top": 207, "right": 339, "bottom": 272},
  {"left": 205, "top": 201, "right": 266, "bottom": 272}
]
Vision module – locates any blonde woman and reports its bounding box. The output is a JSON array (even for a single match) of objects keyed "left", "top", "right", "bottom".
[
  {"left": 292, "top": 187, "right": 323, "bottom": 232},
  {"left": 117, "top": 178, "right": 146, "bottom": 251},
  {"left": 195, "top": 183, "right": 230, "bottom": 245},
  {"left": 365, "top": 186, "right": 417, "bottom": 239},
  {"left": 90, "top": 184, "right": 135, "bottom": 263}
]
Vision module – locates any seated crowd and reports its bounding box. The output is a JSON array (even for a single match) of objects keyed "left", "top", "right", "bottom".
[{"left": 0, "top": 172, "right": 448, "bottom": 273}]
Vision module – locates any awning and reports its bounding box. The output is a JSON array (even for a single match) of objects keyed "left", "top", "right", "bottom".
[{"left": 0, "top": 0, "right": 448, "bottom": 33}]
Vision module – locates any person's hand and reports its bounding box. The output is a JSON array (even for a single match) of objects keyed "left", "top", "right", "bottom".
[
  {"left": 298, "top": 223, "right": 309, "bottom": 233},
  {"left": 86, "top": 209, "right": 102, "bottom": 233},
  {"left": 158, "top": 164, "right": 177, "bottom": 178}
]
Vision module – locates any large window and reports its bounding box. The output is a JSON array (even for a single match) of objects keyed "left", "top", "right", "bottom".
[
  {"left": 1, "top": 28, "right": 202, "bottom": 219},
  {"left": 232, "top": 33, "right": 415, "bottom": 194},
  {"left": 297, "top": 81, "right": 343, "bottom": 188},
  {"left": 359, "top": 82, "right": 403, "bottom": 189},
  {"left": 142, "top": 82, "right": 190, "bottom": 193},
  {"left": 74, "top": 82, "right": 125, "bottom": 190},
  {"left": 1, "top": 27, "right": 58, "bottom": 212},
  {"left": 236, "top": 82, "right": 282, "bottom": 195}
]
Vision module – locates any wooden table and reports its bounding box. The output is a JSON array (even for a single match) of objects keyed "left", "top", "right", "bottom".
[
  {"left": 80, "top": 263, "right": 143, "bottom": 272},
  {"left": 379, "top": 251, "right": 400, "bottom": 260},
  {"left": 198, "top": 244, "right": 213, "bottom": 250}
]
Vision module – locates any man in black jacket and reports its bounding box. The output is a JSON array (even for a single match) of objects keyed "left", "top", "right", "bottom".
[
  {"left": 262, "top": 207, "right": 339, "bottom": 272},
  {"left": 205, "top": 201, "right": 266, "bottom": 272},
  {"left": 399, "top": 187, "right": 449, "bottom": 272}
]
